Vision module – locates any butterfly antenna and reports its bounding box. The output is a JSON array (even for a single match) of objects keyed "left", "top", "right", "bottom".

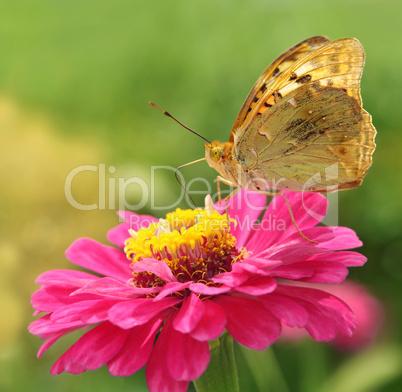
[
  {"left": 149, "top": 102, "right": 212, "bottom": 143},
  {"left": 175, "top": 158, "right": 206, "bottom": 207}
]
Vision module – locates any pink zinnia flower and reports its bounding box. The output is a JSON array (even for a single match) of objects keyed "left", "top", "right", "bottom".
[{"left": 29, "top": 191, "right": 366, "bottom": 392}]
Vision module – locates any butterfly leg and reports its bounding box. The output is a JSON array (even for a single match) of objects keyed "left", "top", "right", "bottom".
[
  {"left": 223, "top": 188, "right": 240, "bottom": 218},
  {"left": 216, "top": 176, "right": 240, "bottom": 219},
  {"left": 257, "top": 190, "right": 318, "bottom": 244},
  {"left": 216, "top": 175, "right": 236, "bottom": 206}
]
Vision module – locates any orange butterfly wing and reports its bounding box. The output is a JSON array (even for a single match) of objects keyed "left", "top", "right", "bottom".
[
  {"left": 231, "top": 37, "right": 366, "bottom": 140},
  {"left": 230, "top": 36, "right": 331, "bottom": 140}
]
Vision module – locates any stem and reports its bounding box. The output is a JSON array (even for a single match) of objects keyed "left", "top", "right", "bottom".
[
  {"left": 240, "top": 345, "right": 289, "bottom": 392},
  {"left": 193, "top": 333, "right": 239, "bottom": 392}
]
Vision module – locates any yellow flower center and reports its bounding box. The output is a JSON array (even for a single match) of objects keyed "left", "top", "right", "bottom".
[{"left": 124, "top": 202, "right": 244, "bottom": 288}]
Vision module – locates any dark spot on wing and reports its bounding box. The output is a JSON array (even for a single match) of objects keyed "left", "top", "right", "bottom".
[
  {"left": 331, "top": 64, "right": 340, "bottom": 73},
  {"left": 309, "top": 81, "right": 322, "bottom": 92},
  {"left": 273, "top": 91, "right": 282, "bottom": 102},
  {"left": 273, "top": 67, "right": 280, "bottom": 77},
  {"left": 302, "top": 87, "right": 315, "bottom": 101},
  {"left": 296, "top": 74, "right": 312, "bottom": 84},
  {"left": 290, "top": 118, "right": 304, "bottom": 127},
  {"left": 319, "top": 129, "right": 325, "bottom": 135},
  {"left": 259, "top": 84, "right": 267, "bottom": 93},
  {"left": 253, "top": 96, "right": 259, "bottom": 103},
  {"left": 264, "top": 102, "right": 272, "bottom": 108},
  {"left": 339, "top": 147, "right": 347, "bottom": 155},
  {"left": 289, "top": 73, "right": 297, "bottom": 81},
  {"left": 284, "top": 118, "right": 320, "bottom": 146},
  {"left": 237, "top": 153, "right": 245, "bottom": 164},
  {"left": 285, "top": 118, "right": 305, "bottom": 136},
  {"left": 299, "top": 128, "right": 317, "bottom": 142}
]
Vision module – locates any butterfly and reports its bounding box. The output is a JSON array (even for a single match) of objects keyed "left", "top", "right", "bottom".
[{"left": 205, "top": 36, "right": 376, "bottom": 195}]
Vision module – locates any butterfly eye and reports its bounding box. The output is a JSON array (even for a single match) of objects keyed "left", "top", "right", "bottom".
[{"left": 210, "top": 147, "right": 222, "bottom": 162}]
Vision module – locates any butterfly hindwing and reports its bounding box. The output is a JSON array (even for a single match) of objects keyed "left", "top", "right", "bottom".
[{"left": 234, "top": 84, "right": 376, "bottom": 192}]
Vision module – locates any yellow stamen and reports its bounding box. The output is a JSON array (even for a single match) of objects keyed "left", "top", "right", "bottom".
[{"left": 124, "top": 196, "right": 244, "bottom": 288}]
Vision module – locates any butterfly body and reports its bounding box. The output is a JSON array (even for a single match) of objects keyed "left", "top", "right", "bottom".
[{"left": 205, "top": 37, "right": 376, "bottom": 193}]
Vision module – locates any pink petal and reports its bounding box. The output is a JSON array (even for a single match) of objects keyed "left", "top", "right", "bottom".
[
  {"left": 108, "top": 297, "right": 180, "bottom": 329},
  {"left": 211, "top": 271, "right": 249, "bottom": 287},
  {"left": 37, "top": 328, "right": 76, "bottom": 358},
  {"left": 245, "top": 257, "right": 283, "bottom": 270},
  {"left": 167, "top": 322, "right": 210, "bottom": 381},
  {"left": 31, "top": 285, "right": 85, "bottom": 314},
  {"left": 72, "top": 277, "right": 158, "bottom": 298},
  {"left": 214, "top": 295, "right": 281, "bottom": 350},
  {"left": 231, "top": 262, "right": 269, "bottom": 275},
  {"left": 132, "top": 258, "right": 177, "bottom": 283},
  {"left": 269, "top": 264, "right": 314, "bottom": 280},
  {"left": 260, "top": 245, "right": 325, "bottom": 265},
  {"left": 308, "top": 251, "right": 367, "bottom": 267},
  {"left": 50, "top": 299, "right": 120, "bottom": 324},
  {"left": 108, "top": 315, "right": 165, "bottom": 376},
  {"left": 51, "top": 351, "right": 86, "bottom": 375},
  {"left": 146, "top": 313, "right": 189, "bottom": 392},
  {"left": 212, "top": 262, "right": 270, "bottom": 288},
  {"left": 284, "top": 191, "right": 328, "bottom": 229},
  {"left": 173, "top": 293, "right": 204, "bottom": 333},
  {"left": 270, "top": 261, "right": 348, "bottom": 284},
  {"left": 66, "top": 238, "right": 131, "bottom": 282},
  {"left": 275, "top": 285, "right": 356, "bottom": 340},
  {"left": 51, "top": 322, "right": 130, "bottom": 374},
  {"left": 107, "top": 212, "right": 158, "bottom": 248},
  {"left": 31, "top": 270, "right": 100, "bottom": 313},
  {"left": 190, "top": 299, "right": 227, "bottom": 341},
  {"left": 320, "top": 227, "right": 363, "bottom": 250},
  {"left": 35, "top": 269, "right": 97, "bottom": 286},
  {"left": 245, "top": 192, "right": 328, "bottom": 253},
  {"left": 189, "top": 283, "right": 231, "bottom": 295},
  {"left": 155, "top": 281, "right": 192, "bottom": 300},
  {"left": 215, "top": 190, "right": 267, "bottom": 248},
  {"left": 303, "top": 303, "right": 338, "bottom": 341},
  {"left": 117, "top": 210, "right": 158, "bottom": 228},
  {"left": 29, "top": 314, "right": 84, "bottom": 337},
  {"left": 259, "top": 294, "right": 309, "bottom": 328},
  {"left": 276, "top": 226, "right": 335, "bottom": 245},
  {"left": 106, "top": 222, "right": 131, "bottom": 249},
  {"left": 235, "top": 276, "right": 277, "bottom": 295}
]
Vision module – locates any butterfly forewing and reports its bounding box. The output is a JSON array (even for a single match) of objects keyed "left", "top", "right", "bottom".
[
  {"left": 234, "top": 84, "right": 376, "bottom": 192},
  {"left": 230, "top": 36, "right": 330, "bottom": 138},
  {"left": 232, "top": 38, "right": 366, "bottom": 143},
  {"left": 276, "top": 38, "right": 365, "bottom": 105}
]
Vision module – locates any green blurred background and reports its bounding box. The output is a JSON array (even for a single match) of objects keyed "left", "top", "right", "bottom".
[{"left": 1, "top": 0, "right": 401, "bottom": 391}]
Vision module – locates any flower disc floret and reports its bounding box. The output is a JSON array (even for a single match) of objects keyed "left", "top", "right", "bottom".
[{"left": 124, "top": 207, "right": 242, "bottom": 287}]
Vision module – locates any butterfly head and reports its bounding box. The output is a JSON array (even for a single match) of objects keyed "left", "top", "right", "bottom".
[
  {"left": 205, "top": 140, "right": 234, "bottom": 171},
  {"left": 210, "top": 146, "right": 223, "bottom": 162}
]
